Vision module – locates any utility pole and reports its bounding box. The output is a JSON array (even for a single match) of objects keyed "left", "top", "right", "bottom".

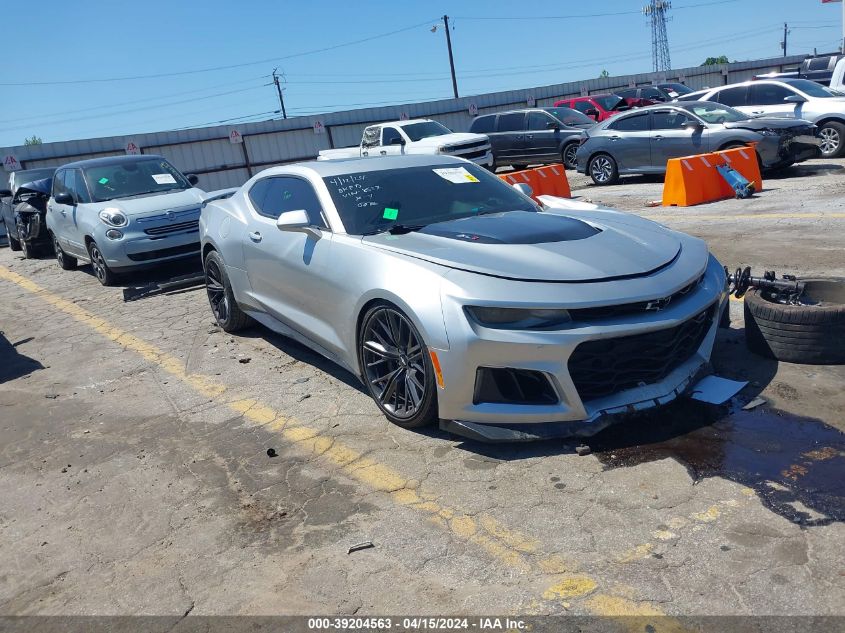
[
  {"left": 781, "top": 23, "right": 788, "bottom": 58},
  {"left": 272, "top": 68, "right": 287, "bottom": 120},
  {"left": 442, "top": 15, "right": 459, "bottom": 99}
]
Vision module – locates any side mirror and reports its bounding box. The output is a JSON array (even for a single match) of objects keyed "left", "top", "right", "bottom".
[
  {"left": 512, "top": 182, "right": 533, "bottom": 198},
  {"left": 54, "top": 192, "right": 74, "bottom": 205},
  {"left": 546, "top": 121, "right": 561, "bottom": 130},
  {"left": 784, "top": 94, "right": 806, "bottom": 103},
  {"left": 186, "top": 174, "right": 199, "bottom": 185},
  {"left": 0, "top": 189, "right": 11, "bottom": 197},
  {"left": 276, "top": 209, "right": 321, "bottom": 238},
  {"left": 585, "top": 108, "right": 600, "bottom": 119},
  {"left": 389, "top": 137, "right": 406, "bottom": 146},
  {"left": 682, "top": 120, "right": 703, "bottom": 130}
]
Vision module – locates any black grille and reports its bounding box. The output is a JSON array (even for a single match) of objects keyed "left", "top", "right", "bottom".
[
  {"left": 143, "top": 219, "right": 199, "bottom": 236},
  {"left": 460, "top": 149, "right": 490, "bottom": 160},
  {"left": 473, "top": 367, "right": 558, "bottom": 405},
  {"left": 126, "top": 242, "right": 200, "bottom": 262},
  {"left": 568, "top": 305, "right": 715, "bottom": 401},
  {"left": 569, "top": 275, "right": 702, "bottom": 321},
  {"left": 446, "top": 140, "right": 489, "bottom": 153}
]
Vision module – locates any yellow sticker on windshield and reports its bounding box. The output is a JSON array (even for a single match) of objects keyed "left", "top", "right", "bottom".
[{"left": 433, "top": 167, "right": 479, "bottom": 183}]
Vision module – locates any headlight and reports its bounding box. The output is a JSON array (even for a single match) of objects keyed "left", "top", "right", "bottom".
[
  {"left": 98, "top": 208, "right": 128, "bottom": 227},
  {"left": 465, "top": 306, "right": 572, "bottom": 330}
]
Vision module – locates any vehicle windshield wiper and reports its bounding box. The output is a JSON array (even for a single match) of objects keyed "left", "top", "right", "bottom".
[
  {"left": 109, "top": 186, "right": 185, "bottom": 199},
  {"left": 388, "top": 223, "right": 426, "bottom": 234}
]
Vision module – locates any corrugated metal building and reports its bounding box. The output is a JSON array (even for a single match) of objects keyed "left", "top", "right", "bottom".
[{"left": 2, "top": 55, "right": 806, "bottom": 191}]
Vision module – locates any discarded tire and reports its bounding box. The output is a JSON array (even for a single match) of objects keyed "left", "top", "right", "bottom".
[{"left": 744, "top": 280, "right": 845, "bottom": 364}]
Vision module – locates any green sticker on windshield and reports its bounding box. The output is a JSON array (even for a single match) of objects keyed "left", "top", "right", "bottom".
[
  {"left": 98, "top": 177, "right": 109, "bottom": 185},
  {"left": 383, "top": 207, "right": 399, "bottom": 220}
]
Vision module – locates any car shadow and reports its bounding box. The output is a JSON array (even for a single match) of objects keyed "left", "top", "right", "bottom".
[
  {"left": 766, "top": 162, "right": 844, "bottom": 180},
  {"left": 0, "top": 330, "right": 45, "bottom": 384}
]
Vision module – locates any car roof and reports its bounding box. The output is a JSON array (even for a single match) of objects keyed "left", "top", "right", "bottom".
[
  {"left": 59, "top": 154, "right": 167, "bottom": 169},
  {"left": 274, "top": 154, "right": 471, "bottom": 177}
]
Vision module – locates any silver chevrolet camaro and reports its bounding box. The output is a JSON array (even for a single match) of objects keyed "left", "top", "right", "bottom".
[{"left": 200, "top": 155, "right": 728, "bottom": 439}]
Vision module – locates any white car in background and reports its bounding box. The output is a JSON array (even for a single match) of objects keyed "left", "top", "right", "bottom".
[
  {"left": 318, "top": 118, "right": 494, "bottom": 168},
  {"left": 677, "top": 78, "right": 845, "bottom": 157}
]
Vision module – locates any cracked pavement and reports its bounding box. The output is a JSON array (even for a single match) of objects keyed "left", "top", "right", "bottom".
[{"left": 0, "top": 159, "right": 844, "bottom": 617}]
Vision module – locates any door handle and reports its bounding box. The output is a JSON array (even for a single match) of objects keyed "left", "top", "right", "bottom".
[
  {"left": 526, "top": 134, "right": 534, "bottom": 139},
  {"left": 380, "top": 150, "right": 387, "bottom": 155},
  {"left": 515, "top": 136, "right": 523, "bottom": 140},
  {"left": 751, "top": 110, "right": 764, "bottom": 115},
  {"left": 654, "top": 135, "right": 663, "bottom": 141},
  {"left": 248, "top": 231, "right": 262, "bottom": 243},
  {"left": 610, "top": 135, "right": 620, "bottom": 141},
  {"left": 60, "top": 209, "right": 67, "bottom": 216},
  {"left": 362, "top": 151, "right": 368, "bottom": 156}
]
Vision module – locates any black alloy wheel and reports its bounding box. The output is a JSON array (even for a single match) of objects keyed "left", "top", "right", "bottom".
[
  {"left": 360, "top": 305, "right": 437, "bottom": 428},
  {"left": 563, "top": 143, "right": 579, "bottom": 170},
  {"left": 53, "top": 233, "right": 77, "bottom": 270},
  {"left": 203, "top": 250, "right": 250, "bottom": 332},
  {"left": 88, "top": 241, "right": 115, "bottom": 286}
]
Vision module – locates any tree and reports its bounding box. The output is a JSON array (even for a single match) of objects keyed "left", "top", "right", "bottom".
[
  {"left": 599, "top": 69, "right": 610, "bottom": 78},
  {"left": 24, "top": 135, "right": 42, "bottom": 146},
  {"left": 701, "top": 55, "right": 730, "bottom": 66}
]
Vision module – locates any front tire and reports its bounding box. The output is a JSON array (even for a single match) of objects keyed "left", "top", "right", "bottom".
[
  {"left": 204, "top": 250, "right": 251, "bottom": 332},
  {"left": 562, "top": 142, "right": 579, "bottom": 170},
  {"left": 818, "top": 121, "right": 845, "bottom": 158},
  {"left": 87, "top": 240, "right": 116, "bottom": 286},
  {"left": 5, "top": 220, "right": 21, "bottom": 251},
  {"left": 359, "top": 304, "right": 437, "bottom": 429},
  {"left": 53, "top": 233, "right": 77, "bottom": 270},
  {"left": 588, "top": 153, "right": 619, "bottom": 185}
]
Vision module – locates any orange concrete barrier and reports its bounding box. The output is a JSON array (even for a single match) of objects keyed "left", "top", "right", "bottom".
[
  {"left": 662, "top": 144, "right": 763, "bottom": 207},
  {"left": 498, "top": 164, "right": 571, "bottom": 201}
]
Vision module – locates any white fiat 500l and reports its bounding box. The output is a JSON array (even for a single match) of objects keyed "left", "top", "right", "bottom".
[{"left": 46, "top": 155, "right": 205, "bottom": 285}]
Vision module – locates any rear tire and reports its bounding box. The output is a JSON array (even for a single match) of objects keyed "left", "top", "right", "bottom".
[
  {"left": 744, "top": 281, "right": 845, "bottom": 364},
  {"left": 818, "top": 121, "right": 845, "bottom": 158},
  {"left": 588, "top": 153, "right": 619, "bottom": 185},
  {"left": 562, "top": 142, "right": 579, "bottom": 170},
  {"left": 204, "top": 250, "right": 251, "bottom": 332},
  {"left": 52, "top": 233, "right": 77, "bottom": 270}
]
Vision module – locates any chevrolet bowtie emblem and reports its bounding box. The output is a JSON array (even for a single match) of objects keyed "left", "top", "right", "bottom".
[{"left": 644, "top": 296, "right": 672, "bottom": 311}]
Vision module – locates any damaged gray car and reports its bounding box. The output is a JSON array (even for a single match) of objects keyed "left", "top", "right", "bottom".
[
  {"left": 200, "top": 155, "right": 728, "bottom": 441},
  {"left": 0, "top": 176, "right": 54, "bottom": 259}
]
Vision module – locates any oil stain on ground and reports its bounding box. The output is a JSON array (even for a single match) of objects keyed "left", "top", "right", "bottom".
[{"left": 589, "top": 400, "right": 845, "bottom": 526}]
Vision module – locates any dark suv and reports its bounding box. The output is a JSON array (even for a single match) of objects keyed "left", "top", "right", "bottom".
[{"left": 469, "top": 107, "right": 594, "bottom": 170}]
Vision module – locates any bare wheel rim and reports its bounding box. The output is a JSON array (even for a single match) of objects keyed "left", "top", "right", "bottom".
[
  {"left": 90, "top": 244, "right": 107, "bottom": 282},
  {"left": 564, "top": 144, "right": 578, "bottom": 168},
  {"left": 205, "top": 260, "right": 229, "bottom": 324},
  {"left": 362, "top": 308, "right": 426, "bottom": 420},
  {"left": 591, "top": 156, "right": 613, "bottom": 182},
  {"left": 820, "top": 127, "right": 840, "bottom": 154},
  {"left": 54, "top": 236, "right": 64, "bottom": 266}
]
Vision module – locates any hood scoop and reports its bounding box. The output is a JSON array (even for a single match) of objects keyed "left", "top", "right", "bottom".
[{"left": 418, "top": 211, "right": 600, "bottom": 244}]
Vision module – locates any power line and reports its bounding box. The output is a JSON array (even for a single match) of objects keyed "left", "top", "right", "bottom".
[
  {"left": 0, "top": 19, "right": 437, "bottom": 87},
  {"left": 453, "top": 0, "right": 736, "bottom": 20}
]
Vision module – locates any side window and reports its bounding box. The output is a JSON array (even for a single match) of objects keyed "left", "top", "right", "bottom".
[
  {"left": 651, "top": 110, "right": 691, "bottom": 130},
  {"left": 361, "top": 126, "right": 381, "bottom": 149},
  {"left": 249, "top": 177, "right": 327, "bottom": 228},
  {"left": 52, "top": 170, "right": 67, "bottom": 197},
  {"left": 72, "top": 169, "right": 91, "bottom": 203},
  {"left": 381, "top": 127, "right": 403, "bottom": 146},
  {"left": 807, "top": 57, "right": 830, "bottom": 71},
  {"left": 749, "top": 83, "right": 794, "bottom": 105},
  {"left": 470, "top": 115, "right": 495, "bottom": 133},
  {"left": 641, "top": 87, "right": 664, "bottom": 100},
  {"left": 572, "top": 101, "right": 594, "bottom": 114},
  {"left": 713, "top": 86, "right": 748, "bottom": 107},
  {"left": 527, "top": 111, "right": 556, "bottom": 130},
  {"left": 63, "top": 170, "right": 77, "bottom": 201},
  {"left": 496, "top": 112, "right": 525, "bottom": 132},
  {"left": 608, "top": 113, "right": 650, "bottom": 131},
  {"left": 616, "top": 89, "right": 636, "bottom": 99}
]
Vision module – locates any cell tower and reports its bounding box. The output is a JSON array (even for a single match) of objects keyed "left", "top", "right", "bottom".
[{"left": 643, "top": 0, "right": 672, "bottom": 72}]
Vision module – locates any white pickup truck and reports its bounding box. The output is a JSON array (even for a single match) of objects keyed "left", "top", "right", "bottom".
[{"left": 317, "top": 118, "right": 494, "bottom": 168}]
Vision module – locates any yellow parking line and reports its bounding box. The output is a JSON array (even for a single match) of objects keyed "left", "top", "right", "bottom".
[
  {"left": 642, "top": 212, "right": 845, "bottom": 222},
  {"left": 0, "top": 264, "right": 695, "bottom": 624}
]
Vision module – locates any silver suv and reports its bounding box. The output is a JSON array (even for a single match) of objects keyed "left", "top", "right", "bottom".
[
  {"left": 677, "top": 78, "right": 845, "bottom": 157},
  {"left": 46, "top": 155, "right": 205, "bottom": 285}
]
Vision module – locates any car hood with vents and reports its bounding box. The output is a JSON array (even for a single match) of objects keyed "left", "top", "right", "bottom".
[{"left": 361, "top": 209, "right": 687, "bottom": 282}]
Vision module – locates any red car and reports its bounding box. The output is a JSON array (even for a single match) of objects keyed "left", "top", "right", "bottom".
[{"left": 553, "top": 94, "right": 630, "bottom": 122}]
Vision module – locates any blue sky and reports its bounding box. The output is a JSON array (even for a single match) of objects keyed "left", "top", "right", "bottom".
[{"left": 1, "top": 0, "right": 843, "bottom": 147}]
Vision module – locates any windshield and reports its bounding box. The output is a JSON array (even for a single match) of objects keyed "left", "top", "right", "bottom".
[
  {"left": 680, "top": 102, "right": 748, "bottom": 124},
  {"left": 544, "top": 107, "right": 594, "bottom": 126},
  {"left": 13, "top": 168, "right": 55, "bottom": 191},
  {"left": 401, "top": 121, "right": 453, "bottom": 142},
  {"left": 784, "top": 79, "right": 837, "bottom": 98},
  {"left": 83, "top": 158, "right": 191, "bottom": 202},
  {"left": 323, "top": 163, "right": 537, "bottom": 235},
  {"left": 593, "top": 95, "right": 626, "bottom": 111}
]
